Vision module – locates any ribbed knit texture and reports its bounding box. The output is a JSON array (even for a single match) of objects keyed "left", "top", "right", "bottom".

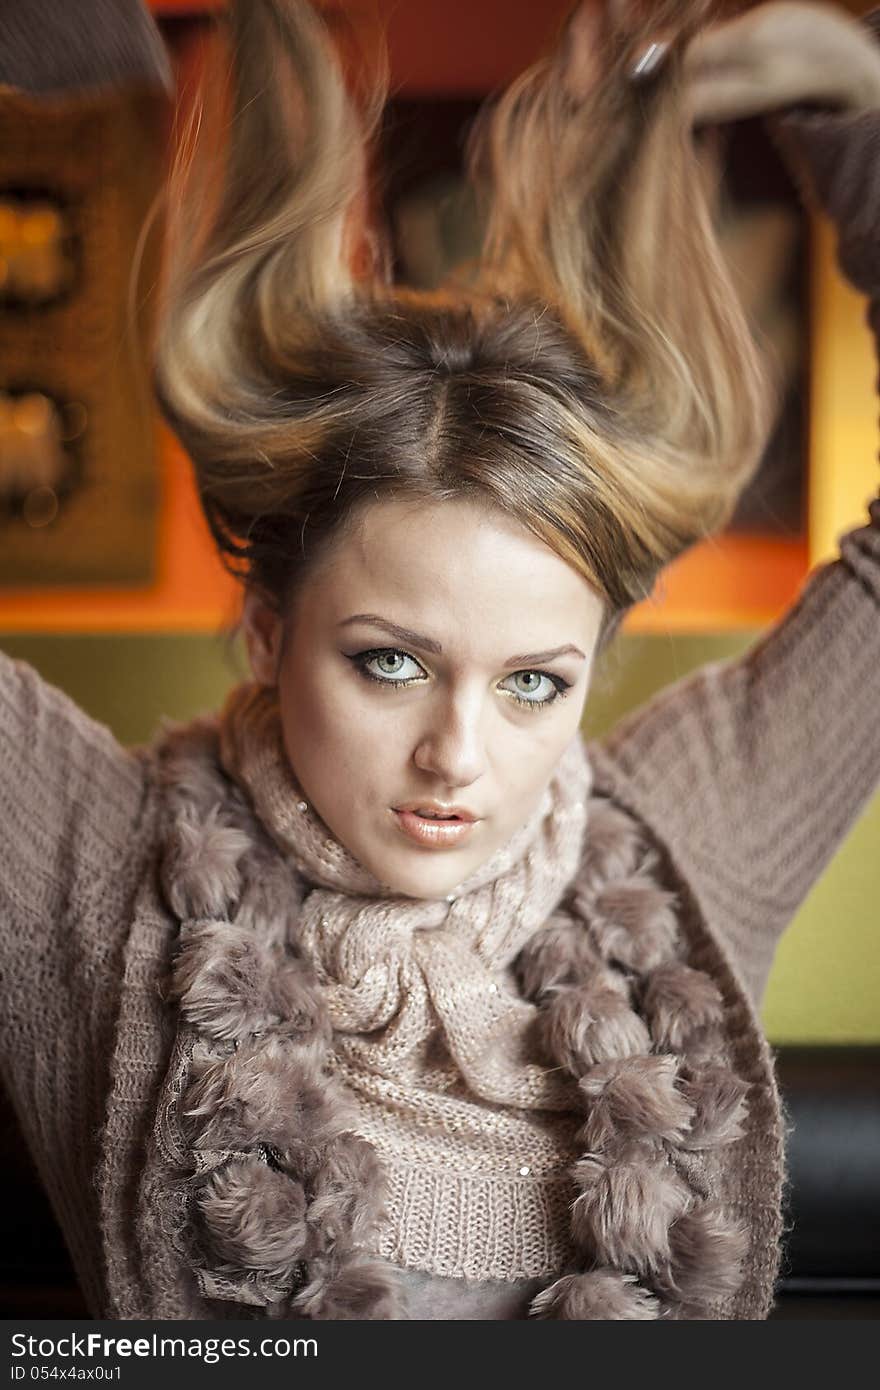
[
  {"left": 0, "top": 661, "right": 155, "bottom": 1317},
  {"left": 1, "top": 81, "right": 879, "bottom": 1319}
]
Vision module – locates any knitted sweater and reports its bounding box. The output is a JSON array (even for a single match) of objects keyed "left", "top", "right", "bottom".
[{"left": 1, "top": 92, "right": 880, "bottom": 1318}]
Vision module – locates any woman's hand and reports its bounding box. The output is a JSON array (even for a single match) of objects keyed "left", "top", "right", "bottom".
[{"left": 682, "top": 2, "right": 880, "bottom": 123}]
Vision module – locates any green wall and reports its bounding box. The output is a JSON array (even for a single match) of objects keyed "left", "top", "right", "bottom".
[{"left": 2, "top": 630, "right": 877, "bottom": 1043}]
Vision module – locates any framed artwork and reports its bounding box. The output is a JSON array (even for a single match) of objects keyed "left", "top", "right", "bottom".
[{"left": 0, "top": 86, "right": 165, "bottom": 587}]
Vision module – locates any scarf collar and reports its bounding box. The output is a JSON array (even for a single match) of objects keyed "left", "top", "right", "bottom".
[
  {"left": 217, "top": 681, "right": 590, "bottom": 1110},
  {"left": 149, "top": 681, "right": 754, "bottom": 1319}
]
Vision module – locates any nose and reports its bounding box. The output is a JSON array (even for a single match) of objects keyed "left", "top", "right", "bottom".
[{"left": 412, "top": 692, "right": 488, "bottom": 789}]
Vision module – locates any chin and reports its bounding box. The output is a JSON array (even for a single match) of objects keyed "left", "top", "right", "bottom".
[
  {"left": 369, "top": 849, "right": 472, "bottom": 902},
  {"left": 381, "top": 867, "right": 459, "bottom": 902}
]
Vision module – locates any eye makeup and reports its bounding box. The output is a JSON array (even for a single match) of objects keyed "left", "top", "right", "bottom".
[{"left": 344, "top": 647, "right": 572, "bottom": 711}]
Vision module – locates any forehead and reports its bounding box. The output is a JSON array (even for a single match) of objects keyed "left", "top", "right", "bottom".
[{"left": 297, "top": 496, "right": 604, "bottom": 652}]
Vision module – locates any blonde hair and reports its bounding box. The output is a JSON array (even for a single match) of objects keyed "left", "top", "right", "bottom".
[{"left": 155, "top": 0, "right": 773, "bottom": 646}]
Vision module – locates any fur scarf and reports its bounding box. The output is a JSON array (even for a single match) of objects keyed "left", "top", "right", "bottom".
[{"left": 147, "top": 683, "right": 755, "bottom": 1320}]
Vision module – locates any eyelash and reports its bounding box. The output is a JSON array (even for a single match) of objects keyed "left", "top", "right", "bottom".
[{"left": 346, "top": 647, "right": 572, "bottom": 712}]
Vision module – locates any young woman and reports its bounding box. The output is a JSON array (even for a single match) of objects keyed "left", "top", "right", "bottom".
[{"left": 1, "top": 0, "right": 879, "bottom": 1320}]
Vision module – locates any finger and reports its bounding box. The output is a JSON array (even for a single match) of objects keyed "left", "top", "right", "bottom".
[
  {"left": 687, "top": 71, "right": 781, "bottom": 124},
  {"left": 683, "top": 15, "right": 756, "bottom": 80}
]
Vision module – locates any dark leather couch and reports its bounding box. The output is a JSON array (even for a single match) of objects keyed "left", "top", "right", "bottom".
[
  {"left": 768, "top": 1046, "right": 880, "bottom": 1319},
  {"left": 1, "top": 1046, "right": 877, "bottom": 1319}
]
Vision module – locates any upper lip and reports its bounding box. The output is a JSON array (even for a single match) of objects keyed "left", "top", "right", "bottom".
[{"left": 394, "top": 801, "right": 479, "bottom": 822}]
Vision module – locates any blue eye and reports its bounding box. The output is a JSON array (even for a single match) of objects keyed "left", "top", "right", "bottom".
[
  {"left": 500, "top": 671, "right": 571, "bottom": 711},
  {"left": 347, "top": 648, "right": 571, "bottom": 711},
  {"left": 346, "top": 647, "right": 425, "bottom": 686}
]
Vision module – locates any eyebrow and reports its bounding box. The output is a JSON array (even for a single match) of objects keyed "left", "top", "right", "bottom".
[{"left": 337, "top": 613, "right": 587, "bottom": 667}]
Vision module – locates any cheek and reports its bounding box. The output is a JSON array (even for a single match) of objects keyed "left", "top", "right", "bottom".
[
  {"left": 277, "top": 660, "right": 401, "bottom": 796},
  {"left": 508, "top": 686, "right": 583, "bottom": 745},
  {"left": 502, "top": 740, "right": 562, "bottom": 804},
  {"left": 496, "top": 705, "right": 583, "bottom": 802}
]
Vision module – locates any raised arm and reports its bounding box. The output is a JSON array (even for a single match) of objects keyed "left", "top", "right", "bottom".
[
  {"left": 588, "top": 4, "right": 880, "bottom": 1008},
  {"left": 0, "top": 650, "right": 155, "bottom": 1310},
  {"left": 0, "top": 649, "right": 150, "bottom": 933}
]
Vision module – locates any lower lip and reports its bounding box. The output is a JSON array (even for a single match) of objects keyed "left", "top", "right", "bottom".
[{"left": 393, "top": 810, "right": 478, "bottom": 848}]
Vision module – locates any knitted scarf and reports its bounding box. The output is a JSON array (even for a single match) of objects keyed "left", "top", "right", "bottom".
[{"left": 151, "top": 681, "right": 752, "bottom": 1320}]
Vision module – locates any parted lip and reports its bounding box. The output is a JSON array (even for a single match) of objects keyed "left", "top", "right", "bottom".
[{"left": 393, "top": 801, "right": 479, "bottom": 822}]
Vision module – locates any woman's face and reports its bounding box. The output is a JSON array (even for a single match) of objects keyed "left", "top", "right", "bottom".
[{"left": 243, "top": 496, "right": 605, "bottom": 900}]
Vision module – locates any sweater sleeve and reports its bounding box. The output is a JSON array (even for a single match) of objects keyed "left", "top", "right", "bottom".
[
  {"left": 0, "top": 648, "right": 155, "bottom": 1313},
  {"left": 0, "top": 647, "right": 148, "bottom": 933},
  {"left": 587, "top": 70, "right": 880, "bottom": 1008}
]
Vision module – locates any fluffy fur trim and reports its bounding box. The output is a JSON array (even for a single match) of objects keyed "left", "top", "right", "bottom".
[
  {"left": 162, "top": 808, "right": 250, "bottom": 921},
  {"left": 305, "top": 1134, "right": 390, "bottom": 1253},
  {"left": 577, "top": 1055, "right": 695, "bottom": 1149},
  {"left": 194, "top": 1158, "right": 309, "bottom": 1279},
  {"left": 679, "top": 1066, "right": 750, "bottom": 1150},
  {"left": 181, "top": 1038, "right": 350, "bottom": 1173},
  {"left": 577, "top": 802, "right": 646, "bottom": 891},
  {"left": 664, "top": 1206, "right": 751, "bottom": 1306},
  {"left": 529, "top": 1269, "right": 660, "bottom": 1320},
  {"left": 570, "top": 1153, "right": 692, "bottom": 1271},
  {"left": 582, "top": 876, "right": 679, "bottom": 972},
  {"left": 642, "top": 963, "right": 725, "bottom": 1051},
  {"left": 514, "top": 912, "right": 605, "bottom": 1001},
  {"left": 169, "top": 918, "right": 329, "bottom": 1047},
  {"left": 290, "top": 1255, "right": 402, "bottom": 1320},
  {"left": 538, "top": 984, "right": 651, "bottom": 1075}
]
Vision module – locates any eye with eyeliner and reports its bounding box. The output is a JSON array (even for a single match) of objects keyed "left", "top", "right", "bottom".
[{"left": 344, "top": 647, "right": 572, "bottom": 711}]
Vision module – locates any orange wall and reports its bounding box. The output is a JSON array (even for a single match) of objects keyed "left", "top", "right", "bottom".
[{"left": 0, "top": 428, "right": 237, "bottom": 633}]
